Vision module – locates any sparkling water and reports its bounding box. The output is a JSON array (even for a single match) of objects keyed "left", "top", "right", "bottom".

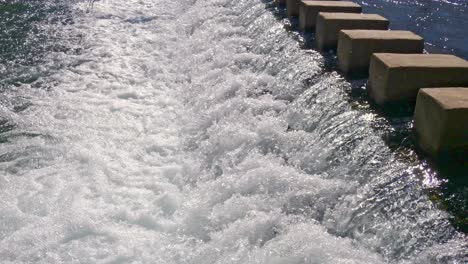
[{"left": 0, "top": 0, "right": 466, "bottom": 263}]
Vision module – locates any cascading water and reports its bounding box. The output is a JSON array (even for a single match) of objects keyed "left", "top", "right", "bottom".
[{"left": 0, "top": 0, "right": 466, "bottom": 263}]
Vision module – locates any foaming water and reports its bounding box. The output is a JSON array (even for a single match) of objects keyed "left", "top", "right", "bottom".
[{"left": 0, "top": 0, "right": 466, "bottom": 263}]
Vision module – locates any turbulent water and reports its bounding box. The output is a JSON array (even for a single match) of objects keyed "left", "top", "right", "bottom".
[{"left": 0, "top": 0, "right": 467, "bottom": 263}]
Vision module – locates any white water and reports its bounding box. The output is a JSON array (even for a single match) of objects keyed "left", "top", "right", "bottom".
[{"left": 0, "top": 0, "right": 466, "bottom": 263}]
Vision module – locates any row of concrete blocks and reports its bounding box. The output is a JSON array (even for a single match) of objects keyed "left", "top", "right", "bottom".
[{"left": 275, "top": 0, "right": 468, "bottom": 161}]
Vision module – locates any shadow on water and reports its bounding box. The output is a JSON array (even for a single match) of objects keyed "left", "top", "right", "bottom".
[
  {"left": 347, "top": 82, "right": 468, "bottom": 233},
  {"left": 342, "top": 78, "right": 467, "bottom": 234},
  {"left": 267, "top": 2, "right": 467, "bottom": 233},
  {"left": 338, "top": 70, "right": 468, "bottom": 233}
]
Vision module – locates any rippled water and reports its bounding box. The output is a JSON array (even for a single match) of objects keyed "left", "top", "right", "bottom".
[
  {"left": 354, "top": 0, "right": 468, "bottom": 58},
  {"left": 0, "top": 0, "right": 467, "bottom": 263}
]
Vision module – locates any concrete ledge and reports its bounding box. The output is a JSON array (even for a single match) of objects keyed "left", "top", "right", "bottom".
[
  {"left": 368, "top": 53, "right": 468, "bottom": 105},
  {"left": 414, "top": 87, "right": 468, "bottom": 160},
  {"left": 299, "top": 1, "right": 361, "bottom": 31},
  {"left": 316, "top": 13, "right": 389, "bottom": 51},
  {"left": 338, "top": 30, "right": 424, "bottom": 76},
  {"left": 286, "top": 0, "right": 332, "bottom": 17}
]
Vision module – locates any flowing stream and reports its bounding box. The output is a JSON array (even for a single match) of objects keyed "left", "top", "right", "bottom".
[{"left": 0, "top": 0, "right": 467, "bottom": 263}]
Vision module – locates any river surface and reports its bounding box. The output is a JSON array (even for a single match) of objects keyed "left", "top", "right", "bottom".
[{"left": 0, "top": 0, "right": 467, "bottom": 263}]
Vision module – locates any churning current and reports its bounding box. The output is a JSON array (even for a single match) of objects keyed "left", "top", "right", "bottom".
[{"left": 0, "top": 0, "right": 467, "bottom": 263}]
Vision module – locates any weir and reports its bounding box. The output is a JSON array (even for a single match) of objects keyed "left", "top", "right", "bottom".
[
  {"left": 298, "top": 1, "right": 362, "bottom": 31},
  {"left": 315, "top": 13, "right": 389, "bottom": 51},
  {"left": 1, "top": 0, "right": 467, "bottom": 262},
  {"left": 367, "top": 53, "right": 468, "bottom": 104},
  {"left": 337, "top": 30, "right": 424, "bottom": 76},
  {"left": 285, "top": 0, "right": 468, "bottom": 162},
  {"left": 285, "top": 0, "right": 333, "bottom": 17},
  {"left": 414, "top": 88, "right": 468, "bottom": 161}
]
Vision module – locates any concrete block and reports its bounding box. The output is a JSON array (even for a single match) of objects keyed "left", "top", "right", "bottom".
[
  {"left": 299, "top": 1, "right": 361, "bottom": 31},
  {"left": 316, "top": 13, "right": 389, "bottom": 51},
  {"left": 414, "top": 87, "right": 468, "bottom": 160},
  {"left": 368, "top": 53, "right": 468, "bottom": 105},
  {"left": 286, "top": 0, "right": 330, "bottom": 17},
  {"left": 337, "top": 30, "right": 424, "bottom": 76}
]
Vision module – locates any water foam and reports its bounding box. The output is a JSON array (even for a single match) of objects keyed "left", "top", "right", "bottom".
[{"left": 0, "top": 0, "right": 466, "bottom": 263}]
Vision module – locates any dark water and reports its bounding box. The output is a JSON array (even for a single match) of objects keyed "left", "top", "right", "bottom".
[
  {"left": 0, "top": 1, "right": 75, "bottom": 140},
  {"left": 0, "top": 1, "right": 74, "bottom": 85},
  {"left": 354, "top": 0, "right": 468, "bottom": 59}
]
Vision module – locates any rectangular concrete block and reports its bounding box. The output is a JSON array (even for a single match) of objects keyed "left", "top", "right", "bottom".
[
  {"left": 316, "top": 13, "right": 389, "bottom": 51},
  {"left": 299, "top": 1, "right": 362, "bottom": 31},
  {"left": 338, "top": 30, "right": 424, "bottom": 76},
  {"left": 368, "top": 53, "right": 468, "bottom": 105},
  {"left": 286, "top": 0, "right": 331, "bottom": 17},
  {"left": 414, "top": 87, "right": 468, "bottom": 160}
]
